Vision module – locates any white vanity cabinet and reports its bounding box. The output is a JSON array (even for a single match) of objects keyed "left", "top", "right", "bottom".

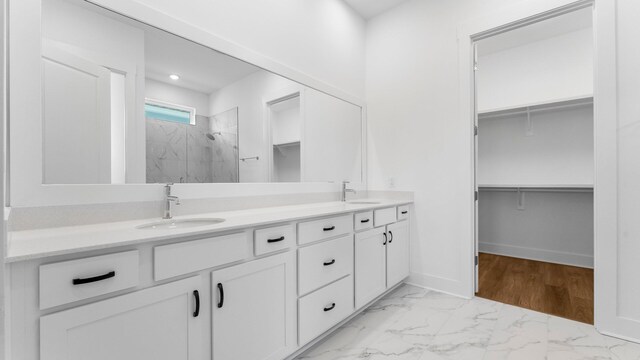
[
  {"left": 11, "top": 202, "right": 412, "bottom": 360},
  {"left": 298, "top": 235, "right": 353, "bottom": 296},
  {"left": 298, "top": 275, "right": 354, "bottom": 345},
  {"left": 355, "top": 208, "right": 410, "bottom": 309},
  {"left": 386, "top": 220, "right": 410, "bottom": 287},
  {"left": 211, "top": 251, "right": 297, "bottom": 360},
  {"left": 40, "top": 275, "right": 205, "bottom": 360},
  {"left": 355, "top": 227, "right": 387, "bottom": 308}
]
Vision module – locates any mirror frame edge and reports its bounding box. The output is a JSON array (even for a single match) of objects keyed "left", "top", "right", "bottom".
[{"left": 8, "top": 0, "right": 368, "bottom": 207}]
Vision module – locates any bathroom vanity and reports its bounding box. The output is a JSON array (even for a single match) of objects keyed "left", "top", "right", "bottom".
[
  {"left": 3, "top": 0, "right": 411, "bottom": 358},
  {"left": 7, "top": 200, "right": 412, "bottom": 360}
]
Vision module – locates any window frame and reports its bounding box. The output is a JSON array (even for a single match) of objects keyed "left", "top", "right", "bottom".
[{"left": 144, "top": 98, "right": 196, "bottom": 125}]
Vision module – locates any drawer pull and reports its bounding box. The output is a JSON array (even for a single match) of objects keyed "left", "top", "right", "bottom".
[
  {"left": 389, "top": 231, "right": 394, "bottom": 243},
  {"left": 360, "top": 219, "right": 370, "bottom": 223},
  {"left": 383, "top": 232, "right": 388, "bottom": 245},
  {"left": 217, "top": 283, "right": 224, "bottom": 308},
  {"left": 323, "top": 303, "right": 336, "bottom": 312},
  {"left": 267, "top": 236, "right": 285, "bottom": 243},
  {"left": 72, "top": 271, "right": 115, "bottom": 285},
  {"left": 323, "top": 226, "right": 335, "bottom": 231},
  {"left": 401, "top": 211, "right": 408, "bottom": 214},
  {"left": 193, "top": 290, "right": 200, "bottom": 317},
  {"left": 323, "top": 259, "right": 336, "bottom": 266}
]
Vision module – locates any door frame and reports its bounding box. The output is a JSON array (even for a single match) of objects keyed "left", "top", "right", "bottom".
[
  {"left": 41, "top": 41, "right": 112, "bottom": 184},
  {"left": 459, "top": 0, "right": 627, "bottom": 339},
  {"left": 262, "top": 85, "right": 305, "bottom": 182}
]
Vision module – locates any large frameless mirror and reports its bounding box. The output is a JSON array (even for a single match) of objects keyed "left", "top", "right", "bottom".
[{"left": 39, "top": 0, "right": 363, "bottom": 184}]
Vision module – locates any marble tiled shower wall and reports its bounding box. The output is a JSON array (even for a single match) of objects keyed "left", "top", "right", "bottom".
[
  {"left": 146, "top": 107, "right": 239, "bottom": 183},
  {"left": 210, "top": 108, "right": 239, "bottom": 183}
]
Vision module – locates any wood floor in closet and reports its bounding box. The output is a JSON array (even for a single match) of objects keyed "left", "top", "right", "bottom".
[{"left": 476, "top": 253, "right": 594, "bottom": 324}]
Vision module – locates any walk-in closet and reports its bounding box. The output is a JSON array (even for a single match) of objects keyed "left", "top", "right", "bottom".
[{"left": 474, "top": 8, "right": 595, "bottom": 323}]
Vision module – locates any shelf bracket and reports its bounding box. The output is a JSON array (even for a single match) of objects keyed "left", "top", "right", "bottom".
[
  {"left": 516, "top": 188, "right": 525, "bottom": 210},
  {"left": 525, "top": 108, "right": 534, "bottom": 136}
]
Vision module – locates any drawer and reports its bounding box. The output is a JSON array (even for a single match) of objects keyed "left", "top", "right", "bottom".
[
  {"left": 354, "top": 211, "right": 373, "bottom": 232},
  {"left": 39, "top": 250, "right": 139, "bottom": 310},
  {"left": 397, "top": 205, "right": 410, "bottom": 220},
  {"left": 298, "top": 214, "right": 352, "bottom": 245},
  {"left": 254, "top": 224, "right": 295, "bottom": 256},
  {"left": 298, "top": 235, "right": 353, "bottom": 295},
  {"left": 374, "top": 207, "right": 397, "bottom": 227},
  {"left": 299, "top": 275, "right": 354, "bottom": 345},
  {"left": 154, "top": 232, "right": 250, "bottom": 281}
]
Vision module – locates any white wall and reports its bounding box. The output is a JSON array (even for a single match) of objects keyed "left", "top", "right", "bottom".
[
  {"left": 303, "top": 88, "right": 362, "bottom": 184},
  {"left": 271, "top": 98, "right": 301, "bottom": 146},
  {"left": 478, "top": 105, "right": 594, "bottom": 186},
  {"left": 366, "top": 0, "right": 524, "bottom": 296},
  {"left": 273, "top": 145, "right": 301, "bottom": 183},
  {"left": 477, "top": 28, "right": 593, "bottom": 111},
  {"left": 145, "top": 79, "right": 211, "bottom": 116},
  {"left": 129, "top": 0, "right": 366, "bottom": 99},
  {"left": 479, "top": 191, "right": 594, "bottom": 267},
  {"left": 615, "top": 0, "right": 640, "bottom": 325},
  {"left": 0, "top": 0, "right": 6, "bottom": 354}
]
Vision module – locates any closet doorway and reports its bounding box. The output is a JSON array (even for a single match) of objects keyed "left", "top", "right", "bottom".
[{"left": 472, "top": 7, "right": 595, "bottom": 324}]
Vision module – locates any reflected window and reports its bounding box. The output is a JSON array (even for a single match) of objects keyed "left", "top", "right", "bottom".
[{"left": 144, "top": 99, "right": 195, "bottom": 125}]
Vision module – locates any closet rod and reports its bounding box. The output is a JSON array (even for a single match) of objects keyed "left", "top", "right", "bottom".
[{"left": 478, "top": 187, "right": 593, "bottom": 193}]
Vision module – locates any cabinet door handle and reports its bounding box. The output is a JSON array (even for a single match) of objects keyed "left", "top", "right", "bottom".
[
  {"left": 72, "top": 271, "right": 115, "bottom": 285},
  {"left": 360, "top": 219, "right": 370, "bottom": 223},
  {"left": 193, "top": 290, "right": 200, "bottom": 317},
  {"left": 324, "top": 303, "right": 336, "bottom": 312},
  {"left": 389, "top": 231, "right": 393, "bottom": 243},
  {"left": 267, "top": 236, "right": 285, "bottom": 243},
  {"left": 401, "top": 211, "right": 408, "bottom": 214},
  {"left": 323, "top": 226, "right": 335, "bottom": 231},
  {"left": 217, "top": 283, "right": 224, "bottom": 308},
  {"left": 323, "top": 259, "right": 336, "bottom": 266},
  {"left": 383, "top": 232, "right": 387, "bottom": 245}
]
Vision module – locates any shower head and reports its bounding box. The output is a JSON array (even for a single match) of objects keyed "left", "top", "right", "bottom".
[{"left": 206, "top": 131, "right": 222, "bottom": 140}]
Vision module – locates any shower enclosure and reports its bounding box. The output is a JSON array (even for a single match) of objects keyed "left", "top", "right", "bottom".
[{"left": 146, "top": 107, "right": 239, "bottom": 183}]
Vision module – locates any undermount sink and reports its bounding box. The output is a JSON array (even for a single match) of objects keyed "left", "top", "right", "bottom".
[
  {"left": 347, "top": 201, "right": 381, "bottom": 205},
  {"left": 136, "top": 218, "right": 225, "bottom": 230}
]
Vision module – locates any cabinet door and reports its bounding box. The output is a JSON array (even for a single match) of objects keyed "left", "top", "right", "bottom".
[
  {"left": 211, "top": 251, "right": 296, "bottom": 360},
  {"left": 355, "top": 227, "right": 387, "bottom": 308},
  {"left": 387, "top": 220, "right": 411, "bottom": 287},
  {"left": 40, "top": 276, "right": 204, "bottom": 360}
]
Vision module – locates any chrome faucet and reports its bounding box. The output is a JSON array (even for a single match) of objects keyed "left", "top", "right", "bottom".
[
  {"left": 163, "top": 183, "right": 181, "bottom": 219},
  {"left": 341, "top": 180, "right": 356, "bottom": 202}
]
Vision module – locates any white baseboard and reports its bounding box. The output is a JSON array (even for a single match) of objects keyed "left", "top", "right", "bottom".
[
  {"left": 479, "top": 242, "right": 593, "bottom": 268},
  {"left": 406, "top": 272, "right": 471, "bottom": 298}
]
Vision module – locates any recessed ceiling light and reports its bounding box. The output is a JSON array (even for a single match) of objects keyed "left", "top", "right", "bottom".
[{"left": 169, "top": 74, "right": 180, "bottom": 81}]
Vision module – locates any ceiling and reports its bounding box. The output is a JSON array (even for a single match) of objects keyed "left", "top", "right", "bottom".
[
  {"left": 144, "top": 26, "right": 261, "bottom": 95},
  {"left": 477, "top": 7, "right": 592, "bottom": 56},
  {"left": 83, "top": 0, "right": 262, "bottom": 95},
  {"left": 343, "top": 0, "right": 409, "bottom": 19}
]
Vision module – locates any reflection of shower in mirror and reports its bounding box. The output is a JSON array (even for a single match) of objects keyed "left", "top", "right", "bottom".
[{"left": 206, "top": 131, "right": 222, "bottom": 141}]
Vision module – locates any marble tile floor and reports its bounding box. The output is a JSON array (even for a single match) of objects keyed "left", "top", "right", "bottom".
[{"left": 296, "top": 284, "right": 640, "bottom": 360}]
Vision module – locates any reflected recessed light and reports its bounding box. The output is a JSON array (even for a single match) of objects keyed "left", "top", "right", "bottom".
[{"left": 169, "top": 74, "right": 180, "bottom": 81}]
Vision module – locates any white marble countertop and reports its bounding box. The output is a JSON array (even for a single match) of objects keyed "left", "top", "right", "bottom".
[{"left": 6, "top": 199, "right": 412, "bottom": 263}]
